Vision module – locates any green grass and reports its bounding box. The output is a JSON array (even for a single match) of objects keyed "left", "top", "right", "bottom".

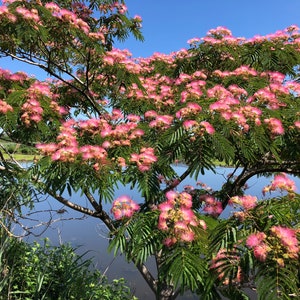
[{"left": 2, "top": 153, "right": 40, "bottom": 161}]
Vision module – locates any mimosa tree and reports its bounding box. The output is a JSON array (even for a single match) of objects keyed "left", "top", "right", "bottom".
[{"left": 0, "top": 0, "right": 299, "bottom": 299}]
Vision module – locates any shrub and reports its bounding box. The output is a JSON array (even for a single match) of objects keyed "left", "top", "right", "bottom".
[{"left": 0, "top": 236, "right": 137, "bottom": 300}]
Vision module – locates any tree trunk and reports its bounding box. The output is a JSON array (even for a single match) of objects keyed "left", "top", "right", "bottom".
[{"left": 156, "top": 283, "right": 176, "bottom": 300}]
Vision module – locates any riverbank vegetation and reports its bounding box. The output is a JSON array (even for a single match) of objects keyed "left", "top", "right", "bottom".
[{"left": 0, "top": 234, "right": 137, "bottom": 300}]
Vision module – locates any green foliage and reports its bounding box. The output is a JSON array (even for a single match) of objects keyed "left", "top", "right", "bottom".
[
  {"left": 1, "top": 1, "right": 300, "bottom": 299},
  {"left": 160, "top": 247, "right": 206, "bottom": 293},
  {"left": 0, "top": 236, "right": 137, "bottom": 300},
  {"left": 205, "top": 194, "right": 300, "bottom": 299}
]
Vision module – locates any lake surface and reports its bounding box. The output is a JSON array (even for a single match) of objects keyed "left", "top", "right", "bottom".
[{"left": 17, "top": 166, "right": 300, "bottom": 300}]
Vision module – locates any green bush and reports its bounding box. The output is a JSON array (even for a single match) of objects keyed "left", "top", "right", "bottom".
[{"left": 0, "top": 237, "right": 137, "bottom": 300}]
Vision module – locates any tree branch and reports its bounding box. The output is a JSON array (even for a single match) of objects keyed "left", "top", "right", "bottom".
[
  {"left": 3, "top": 51, "right": 103, "bottom": 116},
  {"left": 221, "top": 160, "right": 300, "bottom": 208}
]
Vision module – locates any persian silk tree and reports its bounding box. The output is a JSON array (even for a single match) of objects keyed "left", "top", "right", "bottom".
[{"left": 0, "top": 0, "right": 300, "bottom": 299}]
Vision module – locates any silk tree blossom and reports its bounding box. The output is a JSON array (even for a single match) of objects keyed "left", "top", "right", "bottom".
[
  {"left": 0, "top": 5, "right": 17, "bottom": 22},
  {"left": 295, "top": 120, "right": 300, "bottom": 129},
  {"left": 50, "top": 7, "right": 90, "bottom": 34},
  {"left": 207, "top": 26, "right": 232, "bottom": 37},
  {"left": 229, "top": 195, "right": 257, "bottom": 210},
  {"left": 158, "top": 191, "right": 205, "bottom": 247},
  {"left": 246, "top": 232, "right": 270, "bottom": 262},
  {"left": 36, "top": 143, "right": 58, "bottom": 155},
  {"left": 201, "top": 195, "right": 223, "bottom": 218},
  {"left": 263, "top": 173, "right": 296, "bottom": 194},
  {"left": 0, "top": 100, "right": 13, "bottom": 113},
  {"left": 207, "top": 85, "right": 232, "bottom": 99},
  {"left": 183, "top": 119, "right": 198, "bottom": 130},
  {"left": 15, "top": 6, "right": 40, "bottom": 23},
  {"left": 111, "top": 195, "right": 140, "bottom": 220},
  {"left": 187, "top": 37, "right": 200, "bottom": 45},
  {"left": 149, "top": 114, "right": 173, "bottom": 130},
  {"left": 270, "top": 226, "right": 299, "bottom": 259},
  {"left": 253, "top": 87, "right": 285, "bottom": 110},
  {"left": 264, "top": 117, "right": 284, "bottom": 135},
  {"left": 80, "top": 145, "right": 107, "bottom": 162},
  {"left": 200, "top": 121, "right": 215, "bottom": 135},
  {"left": 36, "top": 120, "right": 79, "bottom": 162},
  {"left": 228, "top": 84, "right": 248, "bottom": 98},
  {"left": 0, "top": 68, "right": 28, "bottom": 82},
  {"left": 285, "top": 80, "right": 300, "bottom": 96},
  {"left": 130, "top": 147, "right": 157, "bottom": 172},
  {"left": 175, "top": 102, "right": 202, "bottom": 119},
  {"left": 133, "top": 15, "right": 142, "bottom": 22},
  {"left": 49, "top": 101, "right": 69, "bottom": 115},
  {"left": 21, "top": 99, "right": 43, "bottom": 126},
  {"left": 102, "top": 49, "right": 142, "bottom": 73}
]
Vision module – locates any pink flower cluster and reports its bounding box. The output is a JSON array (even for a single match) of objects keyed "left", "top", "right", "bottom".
[
  {"left": 130, "top": 147, "right": 157, "bottom": 172},
  {"left": 78, "top": 113, "right": 144, "bottom": 148},
  {"left": 264, "top": 117, "right": 284, "bottom": 135},
  {"left": 0, "top": 68, "right": 28, "bottom": 82},
  {"left": 149, "top": 114, "right": 174, "bottom": 130},
  {"left": 175, "top": 102, "right": 202, "bottom": 118},
  {"left": 21, "top": 81, "right": 66, "bottom": 126},
  {"left": 0, "top": 5, "right": 17, "bottom": 22},
  {"left": 21, "top": 99, "right": 43, "bottom": 126},
  {"left": 270, "top": 226, "right": 299, "bottom": 259},
  {"left": 246, "top": 226, "right": 299, "bottom": 264},
  {"left": 15, "top": 6, "right": 40, "bottom": 23},
  {"left": 45, "top": 3, "right": 90, "bottom": 34},
  {"left": 102, "top": 48, "right": 141, "bottom": 73},
  {"left": 201, "top": 195, "right": 223, "bottom": 218},
  {"left": 36, "top": 120, "right": 111, "bottom": 170},
  {"left": 201, "top": 25, "right": 300, "bottom": 46},
  {"left": 263, "top": 173, "right": 296, "bottom": 195},
  {"left": 229, "top": 195, "right": 258, "bottom": 210},
  {"left": 246, "top": 232, "right": 270, "bottom": 261},
  {"left": 158, "top": 190, "right": 206, "bottom": 247},
  {"left": 111, "top": 195, "right": 140, "bottom": 220},
  {"left": 99, "top": 2, "right": 127, "bottom": 15},
  {"left": 0, "top": 99, "right": 13, "bottom": 114}
]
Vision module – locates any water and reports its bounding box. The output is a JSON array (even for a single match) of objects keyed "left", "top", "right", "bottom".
[{"left": 16, "top": 166, "right": 300, "bottom": 299}]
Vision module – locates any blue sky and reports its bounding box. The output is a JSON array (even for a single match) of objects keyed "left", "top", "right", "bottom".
[
  {"left": 117, "top": 0, "right": 300, "bottom": 57},
  {"left": 2, "top": 0, "right": 300, "bottom": 77}
]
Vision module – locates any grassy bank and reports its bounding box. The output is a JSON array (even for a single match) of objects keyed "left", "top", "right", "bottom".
[{"left": 2, "top": 153, "right": 39, "bottom": 161}]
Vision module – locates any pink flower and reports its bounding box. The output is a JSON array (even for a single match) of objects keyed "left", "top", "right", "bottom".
[
  {"left": 163, "top": 237, "right": 177, "bottom": 247},
  {"left": 203, "top": 196, "right": 223, "bottom": 217},
  {"left": 199, "top": 219, "right": 207, "bottom": 230},
  {"left": 180, "top": 230, "right": 195, "bottom": 242},
  {"left": 264, "top": 118, "right": 284, "bottom": 135},
  {"left": 183, "top": 120, "right": 198, "bottom": 129},
  {"left": 270, "top": 226, "right": 299, "bottom": 256},
  {"left": 187, "top": 37, "right": 200, "bottom": 45},
  {"left": 111, "top": 195, "right": 140, "bottom": 220},
  {"left": 158, "top": 200, "right": 173, "bottom": 212},
  {"left": 263, "top": 173, "right": 296, "bottom": 194},
  {"left": 165, "top": 190, "right": 178, "bottom": 202},
  {"left": 0, "top": 100, "right": 13, "bottom": 113},
  {"left": 229, "top": 195, "right": 257, "bottom": 210},
  {"left": 36, "top": 143, "right": 57, "bottom": 154},
  {"left": 133, "top": 15, "right": 142, "bottom": 22},
  {"left": 253, "top": 243, "right": 269, "bottom": 261},
  {"left": 246, "top": 232, "right": 266, "bottom": 248},
  {"left": 294, "top": 121, "right": 300, "bottom": 129},
  {"left": 157, "top": 191, "right": 203, "bottom": 245},
  {"left": 130, "top": 147, "right": 157, "bottom": 172},
  {"left": 178, "top": 192, "right": 192, "bottom": 208},
  {"left": 200, "top": 121, "right": 215, "bottom": 134}
]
